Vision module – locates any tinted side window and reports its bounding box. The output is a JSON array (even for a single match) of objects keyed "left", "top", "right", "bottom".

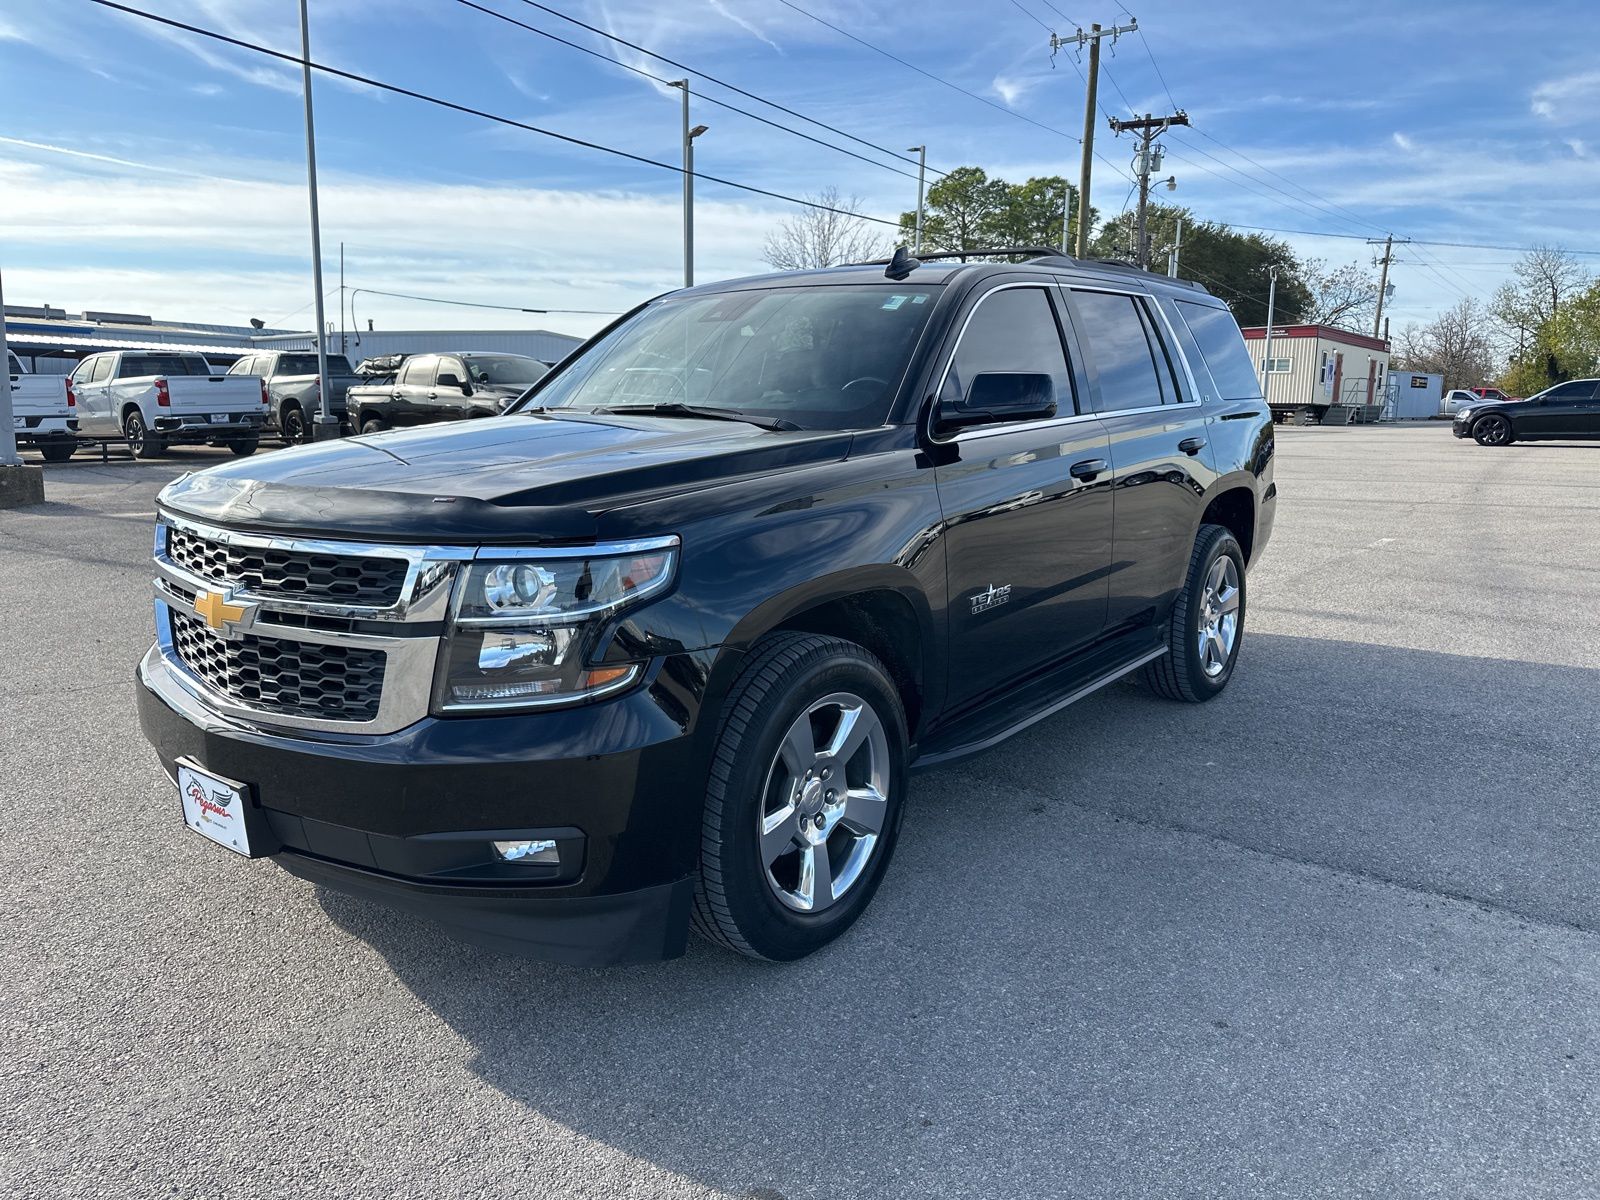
[
  {"left": 941, "top": 287, "right": 1075, "bottom": 416},
  {"left": 435, "top": 357, "right": 466, "bottom": 386},
  {"left": 1540, "top": 381, "right": 1598, "bottom": 403},
  {"left": 228, "top": 355, "right": 257, "bottom": 376},
  {"left": 1071, "top": 290, "right": 1169, "bottom": 413},
  {"left": 1175, "top": 300, "right": 1262, "bottom": 401},
  {"left": 398, "top": 355, "right": 436, "bottom": 386}
]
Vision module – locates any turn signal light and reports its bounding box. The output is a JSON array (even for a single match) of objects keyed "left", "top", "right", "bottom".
[
  {"left": 154, "top": 378, "right": 171, "bottom": 407},
  {"left": 65, "top": 380, "right": 75, "bottom": 408},
  {"left": 260, "top": 378, "right": 271, "bottom": 405}
]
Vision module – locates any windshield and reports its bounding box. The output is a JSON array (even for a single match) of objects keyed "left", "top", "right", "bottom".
[
  {"left": 522, "top": 285, "right": 940, "bottom": 430},
  {"left": 278, "top": 354, "right": 353, "bottom": 375},
  {"left": 463, "top": 354, "right": 548, "bottom": 387}
]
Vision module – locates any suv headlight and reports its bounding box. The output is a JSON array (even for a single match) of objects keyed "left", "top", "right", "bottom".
[{"left": 434, "top": 542, "right": 677, "bottom": 712}]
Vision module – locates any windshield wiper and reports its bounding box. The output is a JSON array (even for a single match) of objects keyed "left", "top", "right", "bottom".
[{"left": 587, "top": 402, "right": 801, "bottom": 432}]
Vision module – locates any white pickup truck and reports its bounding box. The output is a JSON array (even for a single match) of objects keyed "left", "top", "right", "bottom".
[
  {"left": 69, "top": 350, "right": 267, "bottom": 458},
  {"left": 7, "top": 351, "right": 77, "bottom": 462}
]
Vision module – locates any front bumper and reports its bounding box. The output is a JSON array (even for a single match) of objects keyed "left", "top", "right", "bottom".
[
  {"left": 1452, "top": 416, "right": 1473, "bottom": 438},
  {"left": 137, "top": 642, "right": 722, "bottom": 964}
]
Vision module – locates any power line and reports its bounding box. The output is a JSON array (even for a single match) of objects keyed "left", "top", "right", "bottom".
[
  {"left": 1005, "top": 0, "right": 1054, "bottom": 34},
  {"left": 1213, "top": 222, "right": 1600, "bottom": 257},
  {"left": 459, "top": 0, "right": 923, "bottom": 184},
  {"left": 85, "top": 0, "right": 905, "bottom": 229},
  {"left": 771, "top": 0, "right": 1082, "bottom": 143},
  {"left": 507, "top": 0, "right": 952, "bottom": 178},
  {"left": 1136, "top": 27, "right": 1179, "bottom": 112},
  {"left": 352, "top": 287, "right": 622, "bottom": 315}
]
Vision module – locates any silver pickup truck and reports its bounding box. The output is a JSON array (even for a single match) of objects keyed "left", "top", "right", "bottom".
[
  {"left": 7, "top": 351, "right": 77, "bottom": 462},
  {"left": 226, "top": 350, "right": 360, "bottom": 443},
  {"left": 69, "top": 350, "right": 267, "bottom": 458}
]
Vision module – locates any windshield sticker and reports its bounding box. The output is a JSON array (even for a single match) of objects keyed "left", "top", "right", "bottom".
[
  {"left": 911, "top": 294, "right": 928, "bottom": 304},
  {"left": 882, "top": 295, "right": 908, "bottom": 310}
]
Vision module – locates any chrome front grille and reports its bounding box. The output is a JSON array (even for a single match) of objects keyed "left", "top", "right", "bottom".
[
  {"left": 166, "top": 524, "right": 410, "bottom": 605},
  {"left": 152, "top": 514, "right": 470, "bottom": 734},
  {"left": 169, "top": 609, "right": 386, "bottom": 722}
]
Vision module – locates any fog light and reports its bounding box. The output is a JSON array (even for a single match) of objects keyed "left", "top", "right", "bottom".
[{"left": 492, "top": 838, "right": 560, "bottom": 865}]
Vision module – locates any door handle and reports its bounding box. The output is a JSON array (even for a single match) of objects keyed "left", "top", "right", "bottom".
[
  {"left": 1178, "top": 436, "right": 1206, "bottom": 456},
  {"left": 391, "top": 391, "right": 402, "bottom": 399},
  {"left": 1069, "top": 458, "right": 1108, "bottom": 481}
]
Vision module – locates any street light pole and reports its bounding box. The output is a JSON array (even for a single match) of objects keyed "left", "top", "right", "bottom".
[
  {"left": 672, "top": 81, "right": 707, "bottom": 289},
  {"left": 907, "top": 145, "right": 927, "bottom": 252},
  {"left": 298, "top": 0, "right": 336, "bottom": 440},
  {"left": 0, "top": 264, "right": 21, "bottom": 467}
]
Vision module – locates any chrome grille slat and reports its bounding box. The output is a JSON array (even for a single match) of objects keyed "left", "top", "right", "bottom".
[
  {"left": 169, "top": 609, "right": 386, "bottom": 723},
  {"left": 166, "top": 525, "right": 409, "bottom": 606}
]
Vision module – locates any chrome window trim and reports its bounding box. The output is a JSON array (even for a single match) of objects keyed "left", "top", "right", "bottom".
[{"left": 1060, "top": 283, "right": 1205, "bottom": 413}]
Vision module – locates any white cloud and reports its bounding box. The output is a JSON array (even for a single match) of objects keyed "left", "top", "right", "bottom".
[
  {"left": 1530, "top": 69, "right": 1600, "bottom": 123},
  {"left": 1566, "top": 138, "right": 1589, "bottom": 159},
  {"left": 992, "top": 74, "right": 1037, "bottom": 107},
  {"left": 1391, "top": 131, "right": 1416, "bottom": 152}
]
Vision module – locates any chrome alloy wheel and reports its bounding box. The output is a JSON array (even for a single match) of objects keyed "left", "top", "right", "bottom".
[
  {"left": 1196, "top": 555, "right": 1241, "bottom": 678},
  {"left": 758, "top": 691, "right": 891, "bottom": 914}
]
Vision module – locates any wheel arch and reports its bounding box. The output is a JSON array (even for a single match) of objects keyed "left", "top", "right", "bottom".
[
  {"left": 723, "top": 567, "right": 940, "bottom": 740},
  {"left": 1196, "top": 478, "right": 1258, "bottom": 565}
]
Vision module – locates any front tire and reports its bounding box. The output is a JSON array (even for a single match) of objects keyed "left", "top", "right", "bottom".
[
  {"left": 692, "top": 632, "right": 909, "bottom": 961},
  {"left": 1472, "top": 414, "right": 1514, "bottom": 446},
  {"left": 124, "top": 410, "right": 165, "bottom": 458},
  {"left": 1142, "top": 523, "right": 1247, "bottom": 702}
]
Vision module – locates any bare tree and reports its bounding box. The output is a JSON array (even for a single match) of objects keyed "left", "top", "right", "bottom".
[
  {"left": 1299, "top": 259, "right": 1381, "bottom": 330},
  {"left": 1391, "top": 298, "right": 1496, "bottom": 392},
  {"left": 762, "top": 188, "right": 888, "bottom": 270}
]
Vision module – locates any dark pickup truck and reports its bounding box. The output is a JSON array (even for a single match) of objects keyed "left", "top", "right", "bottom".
[
  {"left": 345, "top": 351, "right": 549, "bottom": 434},
  {"left": 136, "top": 247, "right": 1276, "bottom": 966},
  {"left": 226, "top": 350, "right": 361, "bottom": 443}
]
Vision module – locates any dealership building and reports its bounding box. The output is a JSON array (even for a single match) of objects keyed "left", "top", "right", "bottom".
[{"left": 2, "top": 305, "right": 584, "bottom": 373}]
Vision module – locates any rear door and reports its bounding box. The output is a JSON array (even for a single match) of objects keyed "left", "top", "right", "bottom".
[
  {"left": 1514, "top": 381, "right": 1599, "bottom": 438},
  {"left": 427, "top": 356, "right": 472, "bottom": 421},
  {"left": 1064, "top": 286, "right": 1216, "bottom": 631},
  {"left": 71, "top": 355, "right": 116, "bottom": 435},
  {"left": 932, "top": 281, "right": 1113, "bottom": 707},
  {"left": 393, "top": 354, "right": 436, "bottom": 424}
]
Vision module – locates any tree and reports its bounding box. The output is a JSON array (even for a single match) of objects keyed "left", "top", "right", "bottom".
[
  {"left": 1300, "top": 259, "right": 1381, "bottom": 331},
  {"left": 762, "top": 187, "right": 888, "bottom": 270},
  {"left": 1491, "top": 246, "right": 1591, "bottom": 388},
  {"left": 895, "top": 166, "right": 1011, "bottom": 254},
  {"left": 1391, "top": 298, "right": 1496, "bottom": 392},
  {"left": 987, "top": 176, "right": 1078, "bottom": 250},
  {"left": 1089, "top": 203, "right": 1311, "bottom": 328}
]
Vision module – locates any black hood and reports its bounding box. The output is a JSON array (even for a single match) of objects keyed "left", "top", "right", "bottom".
[{"left": 158, "top": 413, "right": 854, "bottom": 543}]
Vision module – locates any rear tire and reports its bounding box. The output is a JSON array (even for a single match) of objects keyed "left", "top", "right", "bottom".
[
  {"left": 691, "top": 632, "right": 909, "bottom": 961},
  {"left": 1472, "top": 413, "right": 1514, "bottom": 446},
  {"left": 124, "top": 410, "right": 165, "bottom": 459},
  {"left": 39, "top": 443, "right": 75, "bottom": 463},
  {"left": 280, "top": 402, "right": 307, "bottom": 444},
  {"left": 1142, "top": 523, "right": 1246, "bottom": 703},
  {"left": 228, "top": 435, "right": 259, "bottom": 458}
]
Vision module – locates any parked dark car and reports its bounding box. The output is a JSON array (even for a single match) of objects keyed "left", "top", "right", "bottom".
[
  {"left": 345, "top": 351, "right": 549, "bottom": 434},
  {"left": 226, "top": 351, "right": 361, "bottom": 443},
  {"left": 1453, "top": 379, "right": 1600, "bottom": 445},
  {"left": 136, "top": 248, "right": 1276, "bottom": 965}
]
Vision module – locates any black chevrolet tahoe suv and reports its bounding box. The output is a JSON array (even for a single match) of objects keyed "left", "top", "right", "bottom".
[{"left": 137, "top": 248, "right": 1276, "bottom": 965}]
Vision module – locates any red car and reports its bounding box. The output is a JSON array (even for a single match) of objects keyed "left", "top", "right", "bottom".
[{"left": 1469, "top": 386, "right": 1521, "bottom": 402}]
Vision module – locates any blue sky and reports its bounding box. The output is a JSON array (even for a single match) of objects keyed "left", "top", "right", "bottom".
[{"left": 2, "top": 0, "right": 1598, "bottom": 339}]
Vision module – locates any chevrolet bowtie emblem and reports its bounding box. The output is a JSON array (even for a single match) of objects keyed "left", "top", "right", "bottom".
[{"left": 194, "top": 587, "right": 253, "bottom": 638}]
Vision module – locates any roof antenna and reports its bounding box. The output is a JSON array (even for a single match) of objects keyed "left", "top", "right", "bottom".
[{"left": 885, "top": 245, "right": 921, "bottom": 281}]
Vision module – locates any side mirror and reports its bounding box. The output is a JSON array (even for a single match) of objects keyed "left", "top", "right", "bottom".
[
  {"left": 437, "top": 372, "right": 471, "bottom": 395},
  {"left": 938, "top": 372, "right": 1056, "bottom": 432}
]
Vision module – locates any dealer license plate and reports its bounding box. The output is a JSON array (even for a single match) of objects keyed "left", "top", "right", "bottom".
[
  {"left": 209, "top": 413, "right": 230, "bottom": 424},
  {"left": 176, "top": 758, "right": 252, "bottom": 856}
]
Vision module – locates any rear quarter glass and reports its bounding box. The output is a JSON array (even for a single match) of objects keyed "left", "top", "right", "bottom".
[{"left": 1174, "top": 300, "right": 1262, "bottom": 402}]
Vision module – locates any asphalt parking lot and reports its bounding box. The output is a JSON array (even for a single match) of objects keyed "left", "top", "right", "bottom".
[{"left": 3, "top": 425, "right": 1598, "bottom": 1199}]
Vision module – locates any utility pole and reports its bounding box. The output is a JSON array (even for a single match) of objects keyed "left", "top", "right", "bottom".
[
  {"left": 1168, "top": 216, "right": 1183, "bottom": 278},
  {"left": 338, "top": 242, "right": 345, "bottom": 357},
  {"left": 672, "top": 81, "right": 708, "bottom": 288},
  {"left": 1367, "top": 234, "right": 1407, "bottom": 338},
  {"left": 1062, "top": 184, "right": 1072, "bottom": 254},
  {"left": 1261, "top": 263, "right": 1281, "bottom": 404},
  {"left": 1051, "top": 19, "right": 1137, "bottom": 258},
  {"left": 298, "top": 0, "right": 337, "bottom": 441},
  {"left": 908, "top": 145, "right": 927, "bottom": 252},
  {"left": 1109, "top": 110, "right": 1189, "bottom": 270}
]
